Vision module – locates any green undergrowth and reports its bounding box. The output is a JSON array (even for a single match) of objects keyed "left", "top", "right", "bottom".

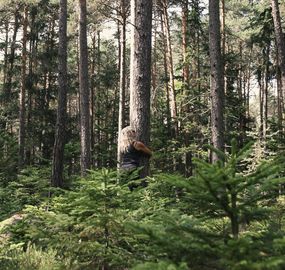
[{"left": 1, "top": 142, "right": 285, "bottom": 269}]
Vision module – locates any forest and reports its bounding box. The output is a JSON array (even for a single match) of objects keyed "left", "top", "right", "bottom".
[{"left": 0, "top": 0, "right": 285, "bottom": 269}]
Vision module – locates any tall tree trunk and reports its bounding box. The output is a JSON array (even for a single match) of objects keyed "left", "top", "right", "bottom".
[
  {"left": 181, "top": 0, "right": 192, "bottom": 176},
  {"left": 245, "top": 47, "right": 252, "bottom": 131},
  {"left": 0, "top": 21, "right": 8, "bottom": 130},
  {"left": 3, "top": 20, "right": 9, "bottom": 88},
  {"left": 4, "top": 10, "right": 20, "bottom": 103},
  {"left": 51, "top": 0, "right": 68, "bottom": 188},
  {"left": 271, "top": 0, "right": 285, "bottom": 134},
  {"left": 181, "top": 0, "right": 189, "bottom": 87},
  {"left": 130, "top": 0, "right": 153, "bottom": 178},
  {"left": 96, "top": 30, "right": 102, "bottom": 167},
  {"left": 263, "top": 45, "right": 270, "bottom": 140},
  {"left": 25, "top": 9, "right": 37, "bottom": 165},
  {"left": 79, "top": 0, "right": 91, "bottom": 175},
  {"left": 160, "top": 0, "right": 178, "bottom": 137},
  {"left": 238, "top": 42, "right": 246, "bottom": 148},
  {"left": 152, "top": 10, "right": 158, "bottom": 96},
  {"left": 258, "top": 68, "right": 264, "bottom": 140},
  {"left": 90, "top": 32, "right": 96, "bottom": 167},
  {"left": 209, "top": 0, "right": 224, "bottom": 162},
  {"left": 220, "top": 0, "right": 227, "bottom": 140},
  {"left": 220, "top": 0, "right": 226, "bottom": 59},
  {"left": 276, "top": 56, "right": 284, "bottom": 134},
  {"left": 42, "top": 20, "right": 55, "bottom": 161},
  {"left": 117, "top": 0, "right": 127, "bottom": 168},
  {"left": 18, "top": 6, "right": 28, "bottom": 168},
  {"left": 160, "top": 12, "right": 171, "bottom": 135}
]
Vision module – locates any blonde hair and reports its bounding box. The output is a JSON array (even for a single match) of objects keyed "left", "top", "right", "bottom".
[{"left": 119, "top": 126, "right": 137, "bottom": 154}]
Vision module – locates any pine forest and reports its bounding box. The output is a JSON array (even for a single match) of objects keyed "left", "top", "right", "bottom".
[{"left": 0, "top": 0, "right": 285, "bottom": 269}]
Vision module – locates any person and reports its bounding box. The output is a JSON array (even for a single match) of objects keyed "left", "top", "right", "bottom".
[{"left": 118, "top": 126, "right": 152, "bottom": 189}]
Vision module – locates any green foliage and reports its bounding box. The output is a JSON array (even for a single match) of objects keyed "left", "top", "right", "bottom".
[
  {"left": 125, "top": 141, "right": 285, "bottom": 269},
  {"left": 0, "top": 131, "right": 18, "bottom": 183},
  {"left": 0, "top": 166, "right": 51, "bottom": 220},
  {"left": 133, "top": 261, "right": 188, "bottom": 270},
  {"left": 176, "top": 141, "right": 282, "bottom": 223},
  {"left": 1, "top": 142, "right": 285, "bottom": 269},
  {"left": 220, "top": 233, "right": 285, "bottom": 270},
  {"left": 0, "top": 242, "right": 73, "bottom": 270},
  {"left": 3, "top": 170, "right": 140, "bottom": 269}
]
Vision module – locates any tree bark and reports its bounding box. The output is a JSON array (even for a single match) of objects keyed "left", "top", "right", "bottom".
[
  {"left": 160, "top": 12, "right": 171, "bottom": 134},
  {"left": 90, "top": 32, "right": 96, "bottom": 167},
  {"left": 209, "top": 0, "right": 224, "bottom": 162},
  {"left": 182, "top": 0, "right": 189, "bottom": 87},
  {"left": 271, "top": 0, "right": 285, "bottom": 134},
  {"left": 42, "top": 20, "right": 56, "bottom": 161},
  {"left": 181, "top": 0, "right": 192, "bottom": 176},
  {"left": 96, "top": 30, "right": 102, "bottom": 168},
  {"left": 78, "top": 0, "right": 91, "bottom": 175},
  {"left": 160, "top": 0, "right": 178, "bottom": 137},
  {"left": 238, "top": 42, "right": 246, "bottom": 148},
  {"left": 25, "top": 7, "right": 37, "bottom": 165},
  {"left": 220, "top": 0, "right": 226, "bottom": 59},
  {"left": 130, "top": 0, "right": 153, "bottom": 178},
  {"left": 3, "top": 20, "right": 9, "bottom": 88},
  {"left": 117, "top": 0, "right": 127, "bottom": 168},
  {"left": 263, "top": 45, "right": 270, "bottom": 140},
  {"left": 51, "top": 0, "right": 68, "bottom": 187},
  {"left": 18, "top": 6, "right": 28, "bottom": 168},
  {"left": 276, "top": 56, "right": 284, "bottom": 133},
  {"left": 4, "top": 10, "right": 20, "bottom": 102},
  {"left": 258, "top": 68, "right": 264, "bottom": 140}
]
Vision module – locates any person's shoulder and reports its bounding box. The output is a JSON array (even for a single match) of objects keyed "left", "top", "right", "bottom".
[
  {"left": 133, "top": 141, "right": 145, "bottom": 149},
  {"left": 133, "top": 141, "right": 152, "bottom": 156}
]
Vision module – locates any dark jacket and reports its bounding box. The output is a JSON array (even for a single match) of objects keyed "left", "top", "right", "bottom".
[{"left": 121, "top": 142, "right": 142, "bottom": 170}]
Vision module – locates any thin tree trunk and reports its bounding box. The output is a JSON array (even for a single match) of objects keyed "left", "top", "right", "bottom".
[
  {"left": 182, "top": 0, "right": 189, "bottom": 87},
  {"left": 18, "top": 6, "right": 28, "bottom": 168},
  {"left": 220, "top": 0, "right": 226, "bottom": 59},
  {"left": 258, "top": 68, "right": 264, "bottom": 140},
  {"left": 230, "top": 193, "right": 239, "bottom": 238},
  {"left": 4, "top": 10, "right": 20, "bottom": 102},
  {"left": 160, "top": 0, "right": 178, "bottom": 136},
  {"left": 263, "top": 45, "right": 270, "bottom": 140},
  {"left": 220, "top": 0, "right": 227, "bottom": 143},
  {"left": 1, "top": 20, "right": 11, "bottom": 131},
  {"left": 51, "top": 0, "right": 68, "bottom": 188},
  {"left": 181, "top": 0, "right": 192, "bottom": 176},
  {"left": 271, "top": 0, "right": 285, "bottom": 134},
  {"left": 43, "top": 20, "right": 55, "bottom": 161},
  {"left": 196, "top": 19, "right": 201, "bottom": 95},
  {"left": 245, "top": 47, "right": 252, "bottom": 130},
  {"left": 90, "top": 33, "right": 96, "bottom": 166},
  {"left": 238, "top": 43, "right": 246, "bottom": 148},
  {"left": 151, "top": 12, "right": 158, "bottom": 95},
  {"left": 96, "top": 30, "right": 101, "bottom": 168},
  {"left": 209, "top": 0, "right": 224, "bottom": 162},
  {"left": 79, "top": 0, "right": 91, "bottom": 175},
  {"left": 160, "top": 13, "right": 171, "bottom": 135},
  {"left": 130, "top": 0, "right": 153, "bottom": 178},
  {"left": 3, "top": 20, "right": 9, "bottom": 87},
  {"left": 276, "top": 56, "right": 284, "bottom": 134},
  {"left": 117, "top": 0, "right": 127, "bottom": 168},
  {"left": 25, "top": 10, "right": 37, "bottom": 165}
]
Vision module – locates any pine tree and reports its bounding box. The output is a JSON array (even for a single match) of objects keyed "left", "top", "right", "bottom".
[
  {"left": 18, "top": 6, "right": 28, "bottom": 168},
  {"left": 129, "top": 0, "right": 153, "bottom": 178},
  {"left": 78, "top": 0, "right": 91, "bottom": 175},
  {"left": 51, "top": 0, "right": 68, "bottom": 188},
  {"left": 209, "top": 0, "right": 224, "bottom": 162}
]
